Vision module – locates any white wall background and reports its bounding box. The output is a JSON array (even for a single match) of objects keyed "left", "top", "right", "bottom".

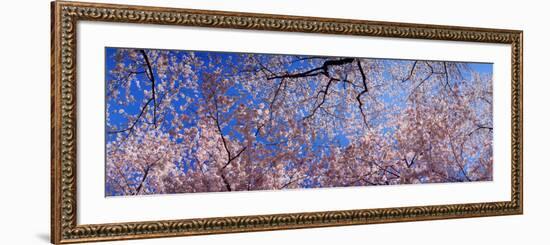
[{"left": 0, "top": 0, "right": 547, "bottom": 244}]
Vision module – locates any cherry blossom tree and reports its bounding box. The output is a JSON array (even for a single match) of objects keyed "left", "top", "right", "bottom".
[{"left": 105, "top": 48, "right": 493, "bottom": 196}]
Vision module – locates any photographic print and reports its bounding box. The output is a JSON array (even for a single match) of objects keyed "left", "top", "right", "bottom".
[{"left": 105, "top": 47, "right": 493, "bottom": 196}]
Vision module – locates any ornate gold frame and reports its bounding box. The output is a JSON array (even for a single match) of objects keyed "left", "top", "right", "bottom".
[{"left": 51, "top": 1, "right": 523, "bottom": 243}]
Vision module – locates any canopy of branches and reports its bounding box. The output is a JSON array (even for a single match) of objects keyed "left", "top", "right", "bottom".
[{"left": 105, "top": 48, "right": 493, "bottom": 196}]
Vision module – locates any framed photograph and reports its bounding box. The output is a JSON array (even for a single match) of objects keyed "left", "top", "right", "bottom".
[{"left": 51, "top": 1, "right": 523, "bottom": 243}]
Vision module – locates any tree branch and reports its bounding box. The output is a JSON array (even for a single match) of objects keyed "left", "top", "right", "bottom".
[
  {"left": 403, "top": 152, "right": 418, "bottom": 168},
  {"left": 139, "top": 49, "right": 157, "bottom": 128},
  {"left": 106, "top": 70, "right": 146, "bottom": 98},
  {"left": 468, "top": 125, "right": 493, "bottom": 136},
  {"left": 107, "top": 50, "right": 158, "bottom": 135},
  {"left": 211, "top": 95, "right": 247, "bottom": 191},
  {"left": 267, "top": 58, "right": 354, "bottom": 80},
  {"left": 355, "top": 59, "right": 370, "bottom": 128},
  {"left": 450, "top": 140, "right": 472, "bottom": 182},
  {"left": 134, "top": 158, "right": 161, "bottom": 195},
  {"left": 255, "top": 77, "right": 286, "bottom": 136},
  {"left": 407, "top": 61, "right": 442, "bottom": 100},
  {"left": 303, "top": 78, "right": 336, "bottom": 120},
  {"left": 402, "top": 61, "right": 418, "bottom": 82},
  {"left": 107, "top": 98, "right": 153, "bottom": 134}
]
